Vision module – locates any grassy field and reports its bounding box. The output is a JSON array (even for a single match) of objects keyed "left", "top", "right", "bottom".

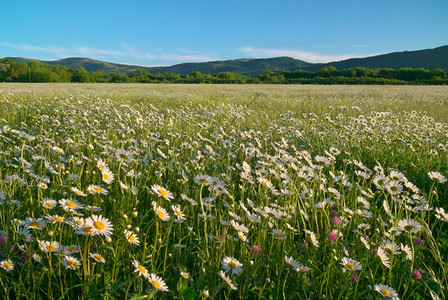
[{"left": 0, "top": 83, "right": 447, "bottom": 299}]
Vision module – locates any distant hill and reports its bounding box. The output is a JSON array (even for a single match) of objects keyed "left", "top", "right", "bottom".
[
  {"left": 3, "top": 57, "right": 144, "bottom": 74},
  {"left": 302, "top": 45, "right": 448, "bottom": 72},
  {"left": 4, "top": 45, "right": 448, "bottom": 76},
  {"left": 147, "top": 57, "right": 315, "bottom": 76}
]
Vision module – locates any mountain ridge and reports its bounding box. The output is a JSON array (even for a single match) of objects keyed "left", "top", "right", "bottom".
[{"left": 4, "top": 45, "right": 448, "bottom": 76}]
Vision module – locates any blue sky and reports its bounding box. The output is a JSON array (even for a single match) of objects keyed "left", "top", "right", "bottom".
[{"left": 1, "top": 0, "right": 447, "bottom": 66}]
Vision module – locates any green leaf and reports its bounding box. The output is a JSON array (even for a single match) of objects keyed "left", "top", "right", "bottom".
[{"left": 181, "top": 289, "right": 197, "bottom": 300}]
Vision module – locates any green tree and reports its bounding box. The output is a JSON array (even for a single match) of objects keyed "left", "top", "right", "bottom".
[{"left": 72, "top": 67, "right": 95, "bottom": 82}]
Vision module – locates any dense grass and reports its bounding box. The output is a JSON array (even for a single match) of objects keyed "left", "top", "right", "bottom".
[{"left": 0, "top": 83, "right": 447, "bottom": 299}]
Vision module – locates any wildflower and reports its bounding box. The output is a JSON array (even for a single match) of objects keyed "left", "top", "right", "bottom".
[
  {"left": 71, "top": 187, "right": 87, "bottom": 197},
  {"left": 180, "top": 271, "right": 189, "bottom": 279},
  {"left": 133, "top": 260, "right": 149, "bottom": 279},
  {"left": 351, "top": 273, "right": 358, "bottom": 283},
  {"left": 0, "top": 259, "right": 14, "bottom": 272},
  {"left": 340, "top": 257, "right": 362, "bottom": 271},
  {"left": 230, "top": 220, "right": 249, "bottom": 233},
  {"left": 151, "top": 184, "right": 174, "bottom": 201},
  {"left": 38, "top": 240, "right": 60, "bottom": 253},
  {"left": 24, "top": 218, "right": 46, "bottom": 230},
  {"left": 66, "top": 245, "right": 80, "bottom": 254},
  {"left": 374, "top": 284, "right": 399, "bottom": 299},
  {"left": 385, "top": 181, "right": 403, "bottom": 195},
  {"left": 272, "top": 229, "right": 286, "bottom": 240},
  {"left": 301, "top": 243, "right": 307, "bottom": 250},
  {"left": 396, "top": 219, "right": 422, "bottom": 234},
  {"left": 124, "top": 230, "right": 140, "bottom": 245},
  {"left": 218, "top": 270, "right": 237, "bottom": 290},
  {"left": 59, "top": 199, "right": 83, "bottom": 212},
  {"left": 222, "top": 256, "right": 243, "bottom": 275},
  {"left": 85, "top": 215, "right": 114, "bottom": 237},
  {"left": 42, "top": 198, "right": 57, "bottom": 209},
  {"left": 428, "top": 171, "right": 447, "bottom": 184},
  {"left": 194, "top": 174, "right": 214, "bottom": 186},
  {"left": 327, "top": 231, "right": 337, "bottom": 243},
  {"left": 400, "top": 244, "right": 413, "bottom": 261},
  {"left": 377, "top": 247, "right": 391, "bottom": 268},
  {"left": 101, "top": 168, "right": 114, "bottom": 184},
  {"left": 251, "top": 245, "right": 260, "bottom": 256},
  {"left": 332, "top": 216, "right": 341, "bottom": 225},
  {"left": 414, "top": 237, "right": 423, "bottom": 246},
  {"left": 413, "top": 269, "right": 422, "bottom": 280},
  {"left": 96, "top": 158, "right": 108, "bottom": 170},
  {"left": 62, "top": 256, "right": 80, "bottom": 270},
  {"left": 147, "top": 273, "right": 169, "bottom": 292},
  {"left": 171, "top": 205, "right": 186, "bottom": 222},
  {"left": 154, "top": 206, "right": 171, "bottom": 221},
  {"left": 89, "top": 253, "right": 106, "bottom": 264}
]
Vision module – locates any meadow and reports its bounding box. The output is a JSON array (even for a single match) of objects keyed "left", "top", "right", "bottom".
[{"left": 0, "top": 83, "right": 447, "bottom": 299}]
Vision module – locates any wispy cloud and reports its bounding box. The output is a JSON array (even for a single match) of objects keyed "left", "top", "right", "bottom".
[
  {"left": 240, "top": 46, "right": 376, "bottom": 63},
  {"left": 0, "top": 42, "right": 217, "bottom": 65}
]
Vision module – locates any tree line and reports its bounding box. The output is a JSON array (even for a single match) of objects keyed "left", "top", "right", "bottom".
[{"left": 1, "top": 59, "right": 447, "bottom": 84}]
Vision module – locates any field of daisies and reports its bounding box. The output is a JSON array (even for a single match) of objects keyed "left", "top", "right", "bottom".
[{"left": 0, "top": 83, "right": 447, "bottom": 299}]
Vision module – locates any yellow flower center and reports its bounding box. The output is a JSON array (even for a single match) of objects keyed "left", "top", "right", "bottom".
[
  {"left": 243, "top": 166, "right": 248, "bottom": 171},
  {"left": 94, "top": 255, "right": 103, "bottom": 261},
  {"left": 45, "top": 202, "right": 52, "bottom": 207},
  {"left": 94, "top": 221, "right": 106, "bottom": 231},
  {"left": 76, "top": 220, "right": 83, "bottom": 225},
  {"left": 67, "top": 259, "right": 76, "bottom": 267},
  {"left": 157, "top": 210, "right": 165, "bottom": 219},
  {"left": 181, "top": 273, "right": 189, "bottom": 279},
  {"left": 152, "top": 280, "right": 161, "bottom": 289},
  {"left": 298, "top": 268, "right": 306, "bottom": 272},
  {"left": 274, "top": 233, "right": 283, "bottom": 238},
  {"left": 129, "top": 235, "right": 135, "bottom": 242},
  {"left": 228, "top": 261, "right": 237, "bottom": 269},
  {"left": 67, "top": 201, "right": 77, "bottom": 208},
  {"left": 83, "top": 226, "right": 93, "bottom": 233},
  {"left": 158, "top": 189, "right": 167, "bottom": 197},
  {"left": 103, "top": 173, "right": 109, "bottom": 180},
  {"left": 3, "top": 262, "right": 11, "bottom": 269},
  {"left": 54, "top": 217, "right": 64, "bottom": 222},
  {"left": 175, "top": 210, "right": 182, "bottom": 217},
  {"left": 346, "top": 263, "right": 355, "bottom": 270},
  {"left": 138, "top": 265, "right": 147, "bottom": 274},
  {"left": 380, "top": 289, "right": 390, "bottom": 295},
  {"left": 30, "top": 221, "right": 40, "bottom": 228},
  {"left": 261, "top": 180, "right": 267, "bottom": 185},
  {"left": 68, "top": 246, "right": 77, "bottom": 252},
  {"left": 48, "top": 245, "right": 56, "bottom": 251}
]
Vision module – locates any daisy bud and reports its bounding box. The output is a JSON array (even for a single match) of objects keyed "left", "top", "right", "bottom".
[
  {"left": 168, "top": 253, "right": 172, "bottom": 258},
  {"left": 135, "top": 227, "right": 140, "bottom": 233},
  {"left": 105, "top": 236, "right": 112, "bottom": 243},
  {"left": 203, "top": 290, "right": 209, "bottom": 297},
  {"left": 126, "top": 224, "right": 132, "bottom": 229},
  {"left": 265, "top": 278, "right": 271, "bottom": 283},
  {"left": 123, "top": 214, "right": 128, "bottom": 219},
  {"left": 202, "top": 267, "right": 206, "bottom": 273},
  {"left": 413, "top": 269, "right": 422, "bottom": 280},
  {"left": 48, "top": 231, "right": 54, "bottom": 237},
  {"left": 133, "top": 211, "right": 138, "bottom": 217}
]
